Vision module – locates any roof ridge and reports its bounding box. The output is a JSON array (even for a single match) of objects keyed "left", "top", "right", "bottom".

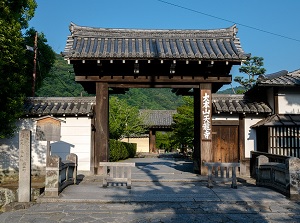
[{"left": 69, "top": 22, "right": 238, "bottom": 39}]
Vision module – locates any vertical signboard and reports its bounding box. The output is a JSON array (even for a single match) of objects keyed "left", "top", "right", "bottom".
[{"left": 201, "top": 90, "right": 212, "bottom": 141}]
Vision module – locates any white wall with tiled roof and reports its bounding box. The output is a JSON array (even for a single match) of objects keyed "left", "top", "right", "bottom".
[{"left": 0, "top": 117, "right": 93, "bottom": 174}]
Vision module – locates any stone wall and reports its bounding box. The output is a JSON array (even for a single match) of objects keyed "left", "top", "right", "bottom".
[{"left": 256, "top": 155, "right": 300, "bottom": 200}]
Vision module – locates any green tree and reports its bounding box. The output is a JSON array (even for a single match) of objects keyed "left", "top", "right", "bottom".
[
  {"left": 0, "top": 0, "right": 37, "bottom": 138},
  {"left": 156, "top": 131, "right": 175, "bottom": 152},
  {"left": 109, "top": 96, "right": 145, "bottom": 140},
  {"left": 234, "top": 56, "right": 266, "bottom": 92},
  {"left": 171, "top": 96, "right": 194, "bottom": 149}
]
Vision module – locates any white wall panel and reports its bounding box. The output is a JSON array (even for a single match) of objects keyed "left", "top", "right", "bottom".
[{"left": 244, "top": 117, "right": 262, "bottom": 158}]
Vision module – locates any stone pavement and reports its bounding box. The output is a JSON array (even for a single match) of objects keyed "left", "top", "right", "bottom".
[{"left": 1, "top": 155, "right": 300, "bottom": 223}]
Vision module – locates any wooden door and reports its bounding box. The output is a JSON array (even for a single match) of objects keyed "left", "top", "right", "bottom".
[{"left": 212, "top": 125, "right": 239, "bottom": 163}]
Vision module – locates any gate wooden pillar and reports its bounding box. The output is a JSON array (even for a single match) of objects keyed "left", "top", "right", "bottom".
[
  {"left": 199, "top": 83, "right": 212, "bottom": 175},
  {"left": 193, "top": 88, "right": 200, "bottom": 173},
  {"left": 95, "top": 82, "right": 109, "bottom": 174},
  {"left": 149, "top": 129, "right": 156, "bottom": 153}
]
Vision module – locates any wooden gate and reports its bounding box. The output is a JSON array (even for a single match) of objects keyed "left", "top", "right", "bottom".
[{"left": 212, "top": 125, "right": 239, "bottom": 163}]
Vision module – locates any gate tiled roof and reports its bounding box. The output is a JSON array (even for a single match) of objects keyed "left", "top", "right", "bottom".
[{"left": 63, "top": 23, "right": 247, "bottom": 61}]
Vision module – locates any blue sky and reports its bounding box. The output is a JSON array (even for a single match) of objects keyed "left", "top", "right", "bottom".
[{"left": 29, "top": 0, "right": 300, "bottom": 89}]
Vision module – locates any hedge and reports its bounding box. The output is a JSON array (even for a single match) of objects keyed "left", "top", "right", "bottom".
[{"left": 109, "top": 139, "right": 137, "bottom": 162}]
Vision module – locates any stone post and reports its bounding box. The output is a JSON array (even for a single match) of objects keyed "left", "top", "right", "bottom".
[
  {"left": 66, "top": 153, "right": 78, "bottom": 184},
  {"left": 44, "top": 155, "right": 61, "bottom": 197},
  {"left": 287, "top": 157, "right": 300, "bottom": 200},
  {"left": 256, "top": 155, "right": 269, "bottom": 185},
  {"left": 18, "top": 129, "right": 32, "bottom": 202}
]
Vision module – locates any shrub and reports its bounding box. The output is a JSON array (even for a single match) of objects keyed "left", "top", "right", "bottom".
[
  {"left": 122, "top": 142, "right": 137, "bottom": 158},
  {"left": 109, "top": 139, "right": 137, "bottom": 161}
]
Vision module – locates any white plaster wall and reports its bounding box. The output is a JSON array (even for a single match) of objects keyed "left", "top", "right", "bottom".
[
  {"left": 120, "top": 137, "right": 149, "bottom": 153},
  {"left": 51, "top": 117, "right": 92, "bottom": 171},
  {"left": 277, "top": 91, "right": 300, "bottom": 114},
  {"left": 0, "top": 117, "right": 92, "bottom": 173},
  {"left": 244, "top": 117, "right": 262, "bottom": 158}
]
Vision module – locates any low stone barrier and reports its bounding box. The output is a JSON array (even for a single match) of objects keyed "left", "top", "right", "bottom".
[
  {"left": 256, "top": 155, "right": 300, "bottom": 200},
  {"left": 44, "top": 153, "right": 78, "bottom": 197},
  {"left": 99, "top": 162, "right": 135, "bottom": 189},
  {"left": 204, "top": 162, "right": 240, "bottom": 189}
]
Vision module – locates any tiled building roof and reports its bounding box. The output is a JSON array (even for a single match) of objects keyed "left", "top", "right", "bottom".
[
  {"left": 140, "top": 110, "right": 177, "bottom": 128},
  {"left": 63, "top": 23, "right": 247, "bottom": 61},
  {"left": 257, "top": 69, "right": 300, "bottom": 86},
  {"left": 24, "top": 97, "right": 95, "bottom": 117},
  {"left": 212, "top": 94, "right": 272, "bottom": 114},
  {"left": 23, "top": 95, "right": 272, "bottom": 126},
  {"left": 251, "top": 114, "right": 300, "bottom": 127}
]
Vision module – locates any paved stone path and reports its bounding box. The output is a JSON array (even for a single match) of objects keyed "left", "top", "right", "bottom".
[{"left": 1, "top": 155, "right": 300, "bottom": 222}]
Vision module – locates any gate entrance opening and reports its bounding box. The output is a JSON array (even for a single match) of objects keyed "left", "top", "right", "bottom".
[{"left": 62, "top": 23, "right": 248, "bottom": 175}]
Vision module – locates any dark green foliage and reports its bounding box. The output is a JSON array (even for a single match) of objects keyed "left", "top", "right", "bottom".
[
  {"left": 36, "top": 54, "right": 88, "bottom": 97},
  {"left": 109, "top": 139, "right": 136, "bottom": 161},
  {"left": 118, "top": 88, "right": 183, "bottom": 110},
  {"left": 0, "top": 0, "right": 37, "bottom": 138},
  {"left": 171, "top": 96, "right": 194, "bottom": 149},
  {"left": 122, "top": 142, "right": 137, "bottom": 158}
]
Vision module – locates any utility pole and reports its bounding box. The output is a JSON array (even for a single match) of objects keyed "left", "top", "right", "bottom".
[{"left": 32, "top": 31, "right": 38, "bottom": 97}]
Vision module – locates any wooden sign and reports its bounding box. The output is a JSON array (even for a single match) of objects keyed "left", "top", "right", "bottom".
[
  {"left": 200, "top": 90, "right": 212, "bottom": 140},
  {"left": 35, "top": 116, "right": 64, "bottom": 141}
]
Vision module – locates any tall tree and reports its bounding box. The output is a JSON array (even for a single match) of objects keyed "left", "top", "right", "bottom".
[
  {"left": 0, "top": 0, "right": 37, "bottom": 138},
  {"left": 109, "top": 96, "right": 146, "bottom": 140},
  {"left": 171, "top": 96, "right": 194, "bottom": 150},
  {"left": 234, "top": 56, "right": 266, "bottom": 92}
]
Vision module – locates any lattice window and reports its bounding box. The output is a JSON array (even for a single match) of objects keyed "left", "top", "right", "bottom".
[{"left": 269, "top": 126, "right": 300, "bottom": 158}]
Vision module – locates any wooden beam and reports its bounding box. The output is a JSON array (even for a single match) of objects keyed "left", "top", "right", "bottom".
[
  {"left": 75, "top": 75, "right": 232, "bottom": 83},
  {"left": 108, "top": 84, "right": 199, "bottom": 88},
  {"left": 212, "top": 120, "right": 239, "bottom": 126}
]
